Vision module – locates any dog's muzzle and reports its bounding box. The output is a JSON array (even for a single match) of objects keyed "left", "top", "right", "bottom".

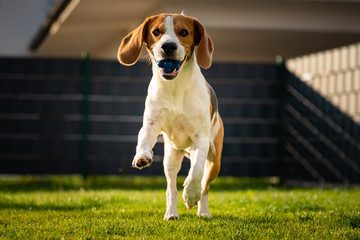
[{"left": 155, "top": 42, "right": 186, "bottom": 80}]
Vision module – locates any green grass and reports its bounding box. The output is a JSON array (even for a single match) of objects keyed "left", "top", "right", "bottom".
[{"left": 0, "top": 175, "right": 359, "bottom": 239}]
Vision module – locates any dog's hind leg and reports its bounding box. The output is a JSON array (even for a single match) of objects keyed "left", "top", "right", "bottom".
[
  {"left": 198, "top": 116, "right": 224, "bottom": 218},
  {"left": 197, "top": 155, "right": 220, "bottom": 218},
  {"left": 163, "top": 139, "right": 184, "bottom": 220}
]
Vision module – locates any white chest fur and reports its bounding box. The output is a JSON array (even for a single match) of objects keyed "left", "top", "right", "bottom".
[{"left": 145, "top": 58, "right": 211, "bottom": 150}]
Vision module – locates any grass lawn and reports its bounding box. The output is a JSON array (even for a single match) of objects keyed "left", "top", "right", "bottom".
[{"left": 0, "top": 176, "right": 359, "bottom": 239}]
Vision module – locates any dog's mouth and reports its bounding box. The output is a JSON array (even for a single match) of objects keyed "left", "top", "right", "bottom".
[{"left": 156, "top": 58, "right": 185, "bottom": 80}]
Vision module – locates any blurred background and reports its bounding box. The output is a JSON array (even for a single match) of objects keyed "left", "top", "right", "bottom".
[{"left": 0, "top": 0, "right": 359, "bottom": 184}]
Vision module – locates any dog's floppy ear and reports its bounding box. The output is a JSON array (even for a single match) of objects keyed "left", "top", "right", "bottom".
[
  {"left": 194, "top": 19, "right": 214, "bottom": 69},
  {"left": 118, "top": 18, "right": 150, "bottom": 66}
]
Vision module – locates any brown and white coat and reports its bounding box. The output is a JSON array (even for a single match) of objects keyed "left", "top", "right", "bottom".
[{"left": 118, "top": 13, "right": 224, "bottom": 220}]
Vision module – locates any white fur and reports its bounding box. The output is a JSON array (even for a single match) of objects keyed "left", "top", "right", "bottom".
[{"left": 132, "top": 16, "right": 217, "bottom": 220}]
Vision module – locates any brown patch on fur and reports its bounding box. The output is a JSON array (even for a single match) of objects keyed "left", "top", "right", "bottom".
[
  {"left": 194, "top": 19, "right": 213, "bottom": 69},
  {"left": 144, "top": 15, "right": 168, "bottom": 54},
  {"left": 118, "top": 14, "right": 166, "bottom": 65},
  {"left": 172, "top": 15, "right": 197, "bottom": 61}
]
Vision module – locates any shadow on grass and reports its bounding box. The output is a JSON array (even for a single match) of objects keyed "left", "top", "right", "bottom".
[
  {"left": 0, "top": 175, "right": 275, "bottom": 192},
  {"left": 342, "top": 214, "right": 360, "bottom": 229},
  {"left": 0, "top": 175, "right": 167, "bottom": 192}
]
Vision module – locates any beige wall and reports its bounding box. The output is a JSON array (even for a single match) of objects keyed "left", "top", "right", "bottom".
[{"left": 287, "top": 42, "right": 360, "bottom": 124}]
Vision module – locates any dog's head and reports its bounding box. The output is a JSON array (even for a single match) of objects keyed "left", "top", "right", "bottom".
[{"left": 118, "top": 13, "right": 213, "bottom": 80}]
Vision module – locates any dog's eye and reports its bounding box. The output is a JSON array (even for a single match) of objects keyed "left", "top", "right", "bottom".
[
  {"left": 152, "top": 29, "right": 161, "bottom": 37},
  {"left": 179, "top": 29, "right": 189, "bottom": 37}
]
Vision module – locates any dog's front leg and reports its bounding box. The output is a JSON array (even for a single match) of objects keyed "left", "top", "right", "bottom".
[
  {"left": 183, "top": 137, "right": 209, "bottom": 210},
  {"left": 132, "top": 120, "right": 161, "bottom": 169}
]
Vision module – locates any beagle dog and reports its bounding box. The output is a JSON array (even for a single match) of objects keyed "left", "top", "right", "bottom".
[{"left": 118, "top": 13, "right": 224, "bottom": 220}]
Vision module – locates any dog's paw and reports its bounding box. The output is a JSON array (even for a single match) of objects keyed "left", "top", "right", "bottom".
[
  {"left": 182, "top": 178, "right": 201, "bottom": 210},
  {"left": 132, "top": 150, "right": 153, "bottom": 169},
  {"left": 197, "top": 211, "right": 212, "bottom": 218},
  {"left": 164, "top": 212, "right": 179, "bottom": 221}
]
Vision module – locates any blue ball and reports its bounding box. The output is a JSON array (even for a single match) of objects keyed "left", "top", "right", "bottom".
[
  {"left": 158, "top": 60, "right": 181, "bottom": 73},
  {"left": 158, "top": 61, "right": 164, "bottom": 68},
  {"left": 164, "top": 68, "right": 173, "bottom": 73},
  {"left": 164, "top": 61, "right": 174, "bottom": 68}
]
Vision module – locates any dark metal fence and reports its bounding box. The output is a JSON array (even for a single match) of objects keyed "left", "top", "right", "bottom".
[
  {"left": 0, "top": 57, "right": 279, "bottom": 177},
  {"left": 1, "top": 57, "right": 359, "bottom": 183}
]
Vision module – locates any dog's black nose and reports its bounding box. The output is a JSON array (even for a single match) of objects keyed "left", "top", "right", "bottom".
[{"left": 162, "top": 42, "right": 177, "bottom": 54}]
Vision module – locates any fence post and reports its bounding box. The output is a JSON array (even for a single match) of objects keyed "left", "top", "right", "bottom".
[
  {"left": 276, "top": 56, "right": 286, "bottom": 185},
  {"left": 81, "top": 52, "right": 90, "bottom": 178}
]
